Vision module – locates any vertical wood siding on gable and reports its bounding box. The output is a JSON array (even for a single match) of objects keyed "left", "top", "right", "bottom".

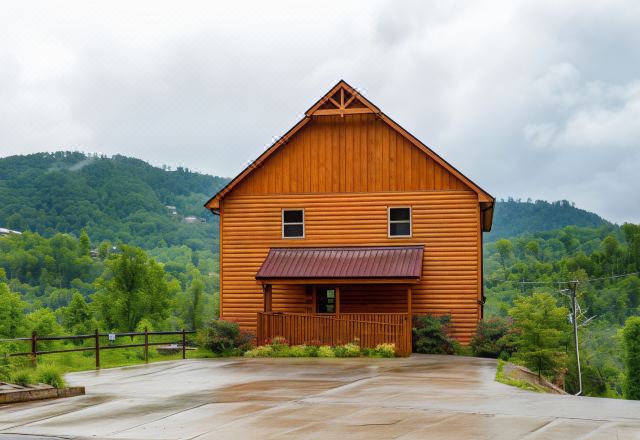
[{"left": 232, "top": 114, "right": 469, "bottom": 196}]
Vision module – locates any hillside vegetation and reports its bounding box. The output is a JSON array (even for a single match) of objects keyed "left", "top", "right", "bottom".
[
  {"left": 0, "top": 152, "right": 227, "bottom": 349},
  {"left": 0, "top": 151, "right": 228, "bottom": 249},
  {"left": 484, "top": 222, "right": 640, "bottom": 397}
]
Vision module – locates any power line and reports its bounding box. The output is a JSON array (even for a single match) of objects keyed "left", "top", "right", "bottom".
[
  {"left": 580, "top": 271, "right": 640, "bottom": 283},
  {"left": 492, "top": 271, "right": 640, "bottom": 287}
]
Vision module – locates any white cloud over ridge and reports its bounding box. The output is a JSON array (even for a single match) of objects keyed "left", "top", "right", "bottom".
[{"left": 0, "top": 0, "right": 639, "bottom": 223}]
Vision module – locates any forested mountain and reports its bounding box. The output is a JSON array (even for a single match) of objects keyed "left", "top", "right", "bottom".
[
  {"left": 488, "top": 199, "right": 610, "bottom": 241},
  {"left": 0, "top": 152, "right": 229, "bottom": 250}
]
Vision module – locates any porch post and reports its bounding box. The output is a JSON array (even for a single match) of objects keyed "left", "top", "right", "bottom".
[
  {"left": 312, "top": 285, "right": 317, "bottom": 314},
  {"left": 263, "top": 284, "right": 272, "bottom": 312},
  {"left": 335, "top": 286, "right": 341, "bottom": 316},
  {"left": 406, "top": 285, "right": 413, "bottom": 355}
]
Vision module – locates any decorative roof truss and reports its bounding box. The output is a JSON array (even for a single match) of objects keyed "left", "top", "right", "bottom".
[{"left": 307, "top": 85, "right": 377, "bottom": 117}]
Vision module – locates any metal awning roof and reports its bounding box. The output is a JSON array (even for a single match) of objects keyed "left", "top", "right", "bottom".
[{"left": 255, "top": 245, "right": 423, "bottom": 280}]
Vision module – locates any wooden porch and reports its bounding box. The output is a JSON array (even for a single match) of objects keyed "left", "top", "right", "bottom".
[
  {"left": 256, "top": 312, "right": 412, "bottom": 356},
  {"left": 254, "top": 246, "right": 422, "bottom": 356}
]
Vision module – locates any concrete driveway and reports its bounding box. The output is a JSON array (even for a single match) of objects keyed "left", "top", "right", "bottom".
[{"left": 1, "top": 355, "right": 639, "bottom": 439}]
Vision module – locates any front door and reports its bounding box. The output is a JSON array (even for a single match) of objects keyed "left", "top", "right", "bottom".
[{"left": 316, "top": 287, "right": 336, "bottom": 313}]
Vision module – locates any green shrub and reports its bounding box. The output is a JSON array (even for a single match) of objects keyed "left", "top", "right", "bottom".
[
  {"left": 374, "top": 343, "right": 396, "bottom": 358},
  {"left": 317, "top": 345, "right": 335, "bottom": 357},
  {"left": 242, "top": 341, "right": 398, "bottom": 358},
  {"left": 267, "top": 337, "right": 291, "bottom": 357},
  {"left": 11, "top": 369, "right": 33, "bottom": 386},
  {"left": 622, "top": 316, "right": 640, "bottom": 400},
  {"left": 197, "top": 319, "right": 253, "bottom": 354},
  {"left": 36, "top": 365, "right": 66, "bottom": 388},
  {"left": 288, "top": 345, "right": 308, "bottom": 357},
  {"left": 304, "top": 345, "right": 319, "bottom": 357},
  {"left": 470, "top": 317, "right": 519, "bottom": 358},
  {"left": 244, "top": 343, "right": 314, "bottom": 358},
  {"left": 333, "top": 343, "right": 361, "bottom": 357},
  {"left": 244, "top": 345, "right": 274, "bottom": 357},
  {"left": 413, "top": 314, "right": 456, "bottom": 354},
  {"left": 0, "top": 349, "right": 13, "bottom": 382},
  {"left": 235, "top": 330, "right": 256, "bottom": 352}
]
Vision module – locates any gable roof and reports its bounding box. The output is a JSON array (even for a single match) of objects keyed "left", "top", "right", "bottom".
[{"left": 205, "top": 80, "right": 494, "bottom": 229}]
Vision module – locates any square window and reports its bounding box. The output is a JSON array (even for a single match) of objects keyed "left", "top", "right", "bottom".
[
  {"left": 389, "top": 207, "right": 411, "bottom": 237},
  {"left": 282, "top": 209, "right": 304, "bottom": 238}
]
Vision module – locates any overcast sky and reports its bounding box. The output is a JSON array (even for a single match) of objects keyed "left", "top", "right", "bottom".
[{"left": 1, "top": 1, "right": 639, "bottom": 223}]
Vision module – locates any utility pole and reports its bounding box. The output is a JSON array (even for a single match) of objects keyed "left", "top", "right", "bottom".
[{"left": 569, "top": 280, "right": 582, "bottom": 396}]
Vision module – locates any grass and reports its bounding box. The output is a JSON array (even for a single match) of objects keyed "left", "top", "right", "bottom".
[
  {"left": 1, "top": 337, "right": 220, "bottom": 386},
  {"left": 31, "top": 346, "right": 217, "bottom": 374},
  {"left": 495, "top": 359, "right": 548, "bottom": 393}
]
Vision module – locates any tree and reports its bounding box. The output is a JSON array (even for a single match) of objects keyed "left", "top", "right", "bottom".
[
  {"left": 187, "top": 275, "right": 205, "bottom": 331},
  {"left": 98, "top": 241, "right": 111, "bottom": 260},
  {"left": 622, "top": 316, "right": 640, "bottom": 400},
  {"left": 525, "top": 240, "right": 540, "bottom": 260},
  {"left": 93, "top": 246, "right": 171, "bottom": 332},
  {"left": 61, "top": 292, "right": 95, "bottom": 334},
  {"left": 79, "top": 229, "right": 91, "bottom": 257},
  {"left": 0, "top": 282, "right": 28, "bottom": 338},
  {"left": 509, "top": 293, "right": 570, "bottom": 378},
  {"left": 495, "top": 239, "right": 513, "bottom": 280},
  {"left": 26, "top": 308, "right": 63, "bottom": 349},
  {"left": 622, "top": 224, "right": 640, "bottom": 271}
]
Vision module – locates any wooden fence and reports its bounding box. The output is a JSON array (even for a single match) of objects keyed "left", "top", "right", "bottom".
[
  {"left": 257, "top": 312, "right": 412, "bottom": 356},
  {"left": 0, "top": 329, "right": 195, "bottom": 369}
]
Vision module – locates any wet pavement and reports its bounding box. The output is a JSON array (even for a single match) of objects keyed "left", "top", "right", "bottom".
[{"left": 1, "top": 355, "right": 639, "bottom": 439}]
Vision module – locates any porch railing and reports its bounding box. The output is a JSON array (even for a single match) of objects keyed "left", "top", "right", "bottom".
[{"left": 256, "top": 312, "right": 412, "bottom": 356}]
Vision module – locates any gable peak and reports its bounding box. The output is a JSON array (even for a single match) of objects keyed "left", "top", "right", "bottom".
[{"left": 305, "top": 80, "right": 380, "bottom": 117}]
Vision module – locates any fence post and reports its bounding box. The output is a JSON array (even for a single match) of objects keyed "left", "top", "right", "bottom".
[
  {"left": 182, "top": 328, "right": 186, "bottom": 360},
  {"left": 95, "top": 329, "right": 100, "bottom": 370},
  {"left": 31, "top": 331, "right": 37, "bottom": 367},
  {"left": 144, "top": 327, "right": 149, "bottom": 364}
]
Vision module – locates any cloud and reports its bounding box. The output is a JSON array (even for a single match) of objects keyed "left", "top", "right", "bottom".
[
  {"left": 525, "top": 63, "right": 640, "bottom": 150},
  {"left": 0, "top": 0, "right": 639, "bottom": 223}
]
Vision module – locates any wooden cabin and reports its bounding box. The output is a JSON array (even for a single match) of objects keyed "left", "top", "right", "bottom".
[{"left": 205, "top": 81, "right": 494, "bottom": 354}]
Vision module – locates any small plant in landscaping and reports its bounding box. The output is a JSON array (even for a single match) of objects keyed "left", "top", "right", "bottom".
[
  {"left": 35, "top": 365, "right": 66, "bottom": 388},
  {"left": 287, "top": 345, "right": 308, "bottom": 357},
  {"left": 413, "top": 314, "right": 456, "bottom": 354},
  {"left": 374, "top": 343, "right": 396, "bottom": 358},
  {"left": 317, "top": 345, "right": 335, "bottom": 357},
  {"left": 244, "top": 345, "right": 274, "bottom": 357},
  {"left": 333, "top": 343, "right": 361, "bottom": 357},
  {"left": 0, "top": 349, "right": 13, "bottom": 382},
  {"left": 303, "top": 345, "right": 319, "bottom": 357},
  {"left": 10, "top": 369, "right": 33, "bottom": 387}
]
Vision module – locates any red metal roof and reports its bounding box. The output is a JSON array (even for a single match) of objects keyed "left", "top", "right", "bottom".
[{"left": 255, "top": 246, "right": 424, "bottom": 280}]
